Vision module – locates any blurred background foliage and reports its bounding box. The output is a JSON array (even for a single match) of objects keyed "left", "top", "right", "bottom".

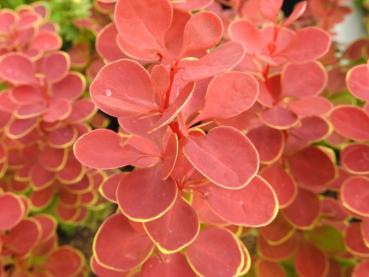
[
  {"left": 0, "top": 0, "right": 93, "bottom": 45},
  {"left": 360, "top": 0, "right": 369, "bottom": 33}
]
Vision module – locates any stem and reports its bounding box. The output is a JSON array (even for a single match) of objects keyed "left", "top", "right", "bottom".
[
  {"left": 170, "top": 121, "right": 183, "bottom": 139},
  {"left": 262, "top": 64, "right": 270, "bottom": 80},
  {"left": 163, "top": 62, "right": 178, "bottom": 109},
  {"left": 162, "top": 61, "right": 184, "bottom": 138}
]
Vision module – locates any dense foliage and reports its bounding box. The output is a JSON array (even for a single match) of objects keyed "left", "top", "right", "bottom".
[{"left": 1, "top": 0, "right": 369, "bottom": 276}]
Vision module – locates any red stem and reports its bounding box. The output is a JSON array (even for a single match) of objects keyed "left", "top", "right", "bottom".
[
  {"left": 162, "top": 62, "right": 184, "bottom": 138},
  {"left": 163, "top": 62, "right": 177, "bottom": 109}
]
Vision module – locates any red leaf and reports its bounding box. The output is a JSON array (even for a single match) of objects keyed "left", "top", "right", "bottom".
[
  {"left": 94, "top": 213, "right": 154, "bottom": 271},
  {"left": 282, "top": 188, "right": 320, "bottom": 229},
  {"left": 255, "top": 259, "right": 286, "bottom": 277},
  {"left": 229, "top": 19, "right": 264, "bottom": 54},
  {"left": 259, "top": 214, "right": 295, "bottom": 244},
  {"left": 118, "top": 113, "right": 160, "bottom": 137},
  {"left": 353, "top": 260, "right": 369, "bottom": 277},
  {"left": 321, "top": 197, "right": 348, "bottom": 221},
  {"left": 68, "top": 41, "right": 90, "bottom": 68},
  {"left": 43, "top": 99, "right": 72, "bottom": 122},
  {"left": 186, "top": 227, "right": 243, "bottom": 277},
  {"left": 257, "top": 75, "right": 281, "bottom": 107},
  {"left": 0, "top": 53, "right": 36, "bottom": 84},
  {"left": 204, "top": 176, "right": 278, "bottom": 226},
  {"left": 141, "top": 253, "right": 196, "bottom": 277},
  {"left": 180, "top": 42, "right": 245, "bottom": 80},
  {"left": 66, "top": 99, "right": 96, "bottom": 123},
  {"left": 259, "top": 0, "right": 283, "bottom": 20},
  {"left": 198, "top": 71, "right": 258, "bottom": 120},
  {"left": 345, "top": 222, "right": 369, "bottom": 257},
  {"left": 65, "top": 175, "right": 91, "bottom": 194},
  {"left": 191, "top": 192, "right": 228, "bottom": 225},
  {"left": 114, "top": 0, "right": 172, "bottom": 61},
  {"left": 91, "top": 256, "right": 130, "bottom": 276},
  {"left": 33, "top": 214, "right": 56, "bottom": 242},
  {"left": 283, "top": 27, "right": 331, "bottom": 63},
  {"left": 32, "top": 233, "right": 57, "bottom": 257},
  {"left": 56, "top": 202, "right": 80, "bottom": 222},
  {"left": 31, "top": 31, "right": 61, "bottom": 53},
  {"left": 51, "top": 72, "right": 86, "bottom": 101},
  {"left": 144, "top": 197, "right": 199, "bottom": 253},
  {"left": 38, "top": 51, "right": 70, "bottom": 83},
  {"left": 347, "top": 64, "right": 369, "bottom": 101},
  {"left": 341, "top": 144, "right": 369, "bottom": 174},
  {"left": 14, "top": 102, "right": 46, "bottom": 119},
  {"left": 258, "top": 233, "right": 298, "bottom": 261},
  {"left": 294, "top": 242, "right": 329, "bottom": 277},
  {"left": 44, "top": 246, "right": 84, "bottom": 277},
  {"left": 282, "top": 61, "right": 327, "bottom": 97},
  {"left": 0, "top": 193, "right": 25, "bottom": 231},
  {"left": 161, "top": 132, "right": 179, "bottom": 179},
  {"left": 287, "top": 146, "right": 336, "bottom": 191},
  {"left": 174, "top": 0, "right": 213, "bottom": 11},
  {"left": 59, "top": 189, "right": 79, "bottom": 206},
  {"left": 3, "top": 218, "right": 41, "bottom": 256},
  {"left": 96, "top": 23, "right": 125, "bottom": 62},
  {"left": 90, "top": 59, "right": 158, "bottom": 117},
  {"left": 0, "top": 90, "right": 17, "bottom": 112},
  {"left": 0, "top": 10, "right": 16, "bottom": 33},
  {"left": 149, "top": 82, "right": 194, "bottom": 132},
  {"left": 183, "top": 126, "right": 259, "bottom": 189},
  {"left": 288, "top": 116, "right": 330, "bottom": 148},
  {"left": 181, "top": 11, "right": 222, "bottom": 55},
  {"left": 164, "top": 9, "right": 191, "bottom": 58},
  {"left": 47, "top": 125, "right": 77, "bottom": 148},
  {"left": 100, "top": 173, "right": 125, "bottom": 203},
  {"left": 30, "top": 187, "right": 54, "bottom": 209},
  {"left": 117, "top": 167, "right": 178, "bottom": 221},
  {"left": 260, "top": 163, "right": 297, "bottom": 208},
  {"left": 247, "top": 125, "right": 285, "bottom": 164},
  {"left": 123, "top": 135, "right": 162, "bottom": 167},
  {"left": 341, "top": 176, "right": 369, "bottom": 217},
  {"left": 74, "top": 129, "right": 135, "bottom": 169},
  {"left": 11, "top": 85, "right": 43, "bottom": 104},
  {"left": 57, "top": 155, "right": 84, "bottom": 184},
  {"left": 30, "top": 163, "right": 54, "bottom": 190},
  {"left": 330, "top": 106, "right": 369, "bottom": 141},
  {"left": 260, "top": 106, "right": 298, "bottom": 129}
]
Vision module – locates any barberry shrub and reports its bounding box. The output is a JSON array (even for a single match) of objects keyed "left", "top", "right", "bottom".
[
  {"left": 73, "top": 0, "right": 350, "bottom": 275},
  {"left": 2, "top": 0, "right": 369, "bottom": 276}
]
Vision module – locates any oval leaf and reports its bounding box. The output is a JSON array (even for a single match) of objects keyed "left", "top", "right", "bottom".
[
  {"left": 94, "top": 213, "right": 154, "bottom": 271},
  {"left": 199, "top": 71, "right": 259, "bottom": 120},
  {"left": 186, "top": 227, "right": 242, "bottom": 277},
  {"left": 117, "top": 167, "right": 178, "bottom": 222},
  {"left": 183, "top": 126, "right": 259, "bottom": 189},
  {"left": 144, "top": 197, "right": 199, "bottom": 253},
  {"left": 204, "top": 176, "right": 278, "bottom": 227}
]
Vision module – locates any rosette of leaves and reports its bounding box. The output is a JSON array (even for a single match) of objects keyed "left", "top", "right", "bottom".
[{"left": 0, "top": 44, "right": 105, "bottom": 222}]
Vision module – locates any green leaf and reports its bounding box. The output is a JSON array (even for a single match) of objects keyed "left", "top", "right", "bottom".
[{"left": 307, "top": 225, "right": 346, "bottom": 254}]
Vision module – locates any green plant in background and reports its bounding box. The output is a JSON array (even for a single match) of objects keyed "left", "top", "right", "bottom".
[
  {"left": 362, "top": 0, "right": 369, "bottom": 9},
  {"left": 0, "top": 0, "right": 28, "bottom": 9},
  {"left": 356, "top": 0, "right": 369, "bottom": 32},
  {"left": 48, "top": 0, "right": 92, "bottom": 44}
]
